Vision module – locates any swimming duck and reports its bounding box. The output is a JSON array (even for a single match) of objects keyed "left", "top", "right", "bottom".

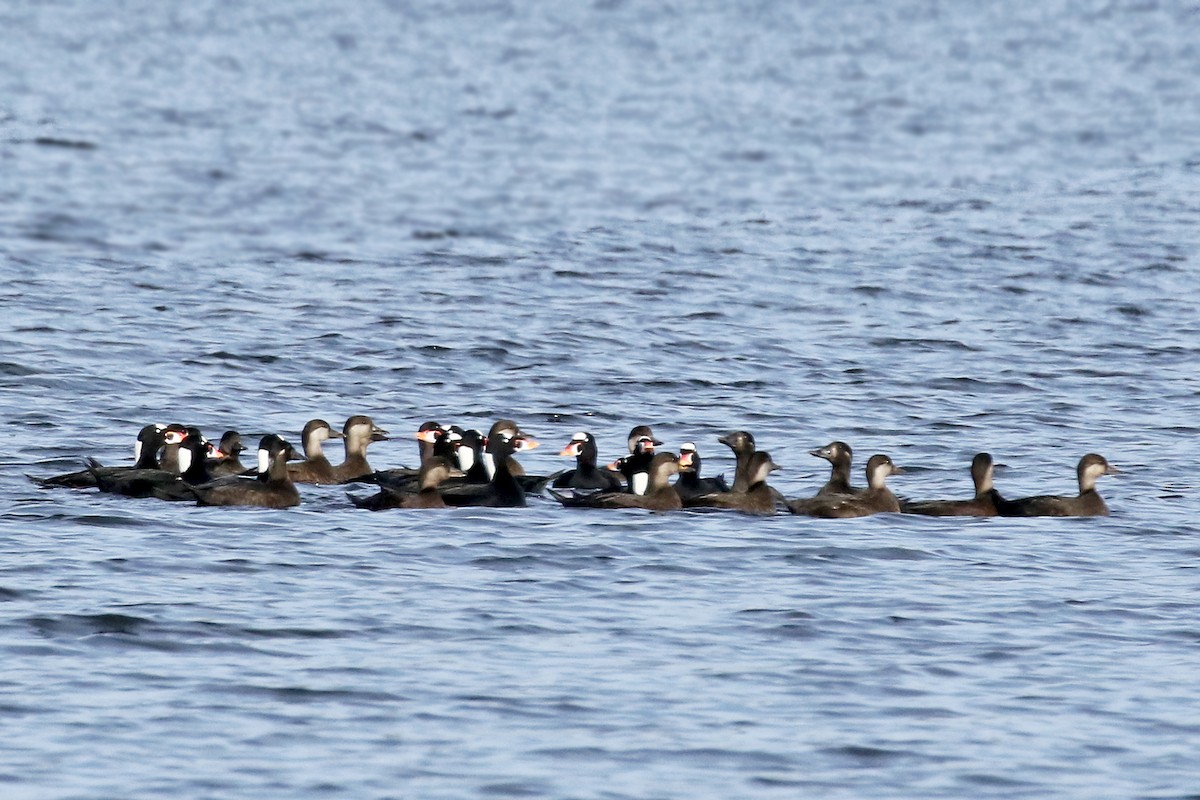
[
  {"left": 685, "top": 450, "right": 779, "bottom": 515},
  {"left": 194, "top": 435, "right": 301, "bottom": 508},
  {"left": 549, "top": 452, "right": 685, "bottom": 511},
  {"left": 902, "top": 452, "right": 1003, "bottom": 517},
  {"left": 997, "top": 453, "right": 1117, "bottom": 517},
  {"left": 791, "top": 454, "right": 904, "bottom": 518}
]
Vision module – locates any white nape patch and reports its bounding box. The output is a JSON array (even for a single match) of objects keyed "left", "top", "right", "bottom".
[
  {"left": 457, "top": 447, "right": 476, "bottom": 472},
  {"left": 631, "top": 472, "right": 649, "bottom": 495},
  {"left": 483, "top": 452, "right": 496, "bottom": 480},
  {"left": 133, "top": 442, "right": 143, "bottom": 463},
  {"left": 257, "top": 449, "right": 270, "bottom": 473},
  {"left": 177, "top": 447, "right": 192, "bottom": 475}
]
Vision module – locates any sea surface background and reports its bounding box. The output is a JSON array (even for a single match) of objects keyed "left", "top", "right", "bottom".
[{"left": 2, "top": 1, "right": 1199, "bottom": 798}]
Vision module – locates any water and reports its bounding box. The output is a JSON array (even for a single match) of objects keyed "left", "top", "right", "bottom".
[{"left": 3, "top": 0, "right": 1200, "bottom": 797}]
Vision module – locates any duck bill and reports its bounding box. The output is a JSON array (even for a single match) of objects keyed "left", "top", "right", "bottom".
[
  {"left": 416, "top": 429, "right": 441, "bottom": 444},
  {"left": 515, "top": 437, "right": 540, "bottom": 452},
  {"left": 558, "top": 443, "right": 581, "bottom": 457}
]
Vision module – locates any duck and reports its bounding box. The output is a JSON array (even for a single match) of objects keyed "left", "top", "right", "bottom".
[
  {"left": 811, "top": 441, "right": 857, "bottom": 496},
  {"left": 287, "top": 419, "right": 346, "bottom": 484},
  {"left": 718, "top": 431, "right": 757, "bottom": 493},
  {"left": 443, "top": 424, "right": 539, "bottom": 507},
  {"left": 608, "top": 428, "right": 661, "bottom": 494},
  {"left": 902, "top": 453, "right": 1003, "bottom": 517},
  {"left": 549, "top": 452, "right": 685, "bottom": 511},
  {"left": 206, "top": 430, "right": 249, "bottom": 477},
  {"left": 362, "top": 423, "right": 461, "bottom": 490},
  {"left": 673, "top": 442, "right": 729, "bottom": 502},
  {"left": 685, "top": 451, "right": 780, "bottom": 515},
  {"left": 29, "top": 423, "right": 168, "bottom": 488},
  {"left": 997, "top": 453, "right": 1118, "bottom": 517},
  {"left": 330, "top": 415, "right": 389, "bottom": 483},
  {"left": 480, "top": 419, "right": 527, "bottom": 480},
  {"left": 155, "top": 424, "right": 192, "bottom": 474},
  {"left": 347, "top": 456, "right": 455, "bottom": 510},
  {"left": 193, "top": 434, "right": 301, "bottom": 508},
  {"left": 454, "top": 428, "right": 489, "bottom": 483},
  {"left": 553, "top": 432, "right": 623, "bottom": 491},
  {"left": 91, "top": 432, "right": 213, "bottom": 501},
  {"left": 791, "top": 454, "right": 905, "bottom": 518}
]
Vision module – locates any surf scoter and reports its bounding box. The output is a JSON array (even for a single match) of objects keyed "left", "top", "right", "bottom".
[
  {"left": 902, "top": 452, "right": 1003, "bottom": 517},
  {"left": 718, "top": 431, "right": 757, "bottom": 493},
  {"left": 29, "top": 423, "right": 168, "bottom": 489},
  {"left": 287, "top": 419, "right": 346, "bottom": 484},
  {"left": 686, "top": 451, "right": 780, "bottom": 515},
  {"left": 92, "top": 433, "right": 213, "bottom": 501},
  {"left": 194, "top": 434, "right": 301, "bottom": 508},
  {"left": 444, "top": 423, "right": 539, "bottom": 507},
  {"left": 549, "top": 452, "right": 685, "bottom": 511},
  {"left": 997, "top": 453, "right": 1117, "bottom": 517},
  {"left": 553, "top": 432, "right": 623, "bottom": 491},
  {"left": 347, "top": 456, "right": 455, "bottom": 510},
  {"left": 791, "top": 454, "right": 905, "bottom": 518},
  {"left": 673, "top": 442, "right": 730, "bottom": 502},
  {"left": 206, "top": 430, "right": 249, "bottom": 477}
]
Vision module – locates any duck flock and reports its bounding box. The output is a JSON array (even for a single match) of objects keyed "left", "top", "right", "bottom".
[{"left": 28, "top": 416, "right": 1119, "bottom": 517}]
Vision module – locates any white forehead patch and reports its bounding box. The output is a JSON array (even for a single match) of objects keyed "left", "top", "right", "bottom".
[
  {"left": 681, "top": 442, "right": 696, "bottom": 452},
  {"left": 572, "top": 432, "right": 587, "bottom": 441}
]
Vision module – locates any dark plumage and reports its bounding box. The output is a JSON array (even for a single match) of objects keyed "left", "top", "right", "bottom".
[
  {"left": 194, "top": 435, "right": 301, "bottom": 508},
  {"left": 549, "top": 452, "right": 684, "bottom": 511},
  {"left": 791, "top": 454, "right": 904, "bottom": 518},
  {"left": 553, "top": 432, "right": 623, "bottom": 491},
  {"left": 347, "top": 456, "right": 455, "bottom": 510},
  {"left": 206, "top": 430, "right": 249, "bottom": 477},
  {"left": 287, "top": 419, "right": 346, "bottom": 484},
  {"left": 686, "top": 451, "right": 779, "bottom": 515},
  {"left": 997, "top": 453, "right": 1117, "bottom": 517},
  {"left": 673, "top": 442, "right": 730, "bottom": 502},
  {"left": 442, "top": 422, "right": 539, "bottom": 507},
  {"left": 718, "top": 431, "right": 757, "bottom": 493},
  {"left": 29, "top": 423, "right": 168, "bottom": 489},
  {"left": 902, "top": 452, "right": 1003, "bottom": 517}
]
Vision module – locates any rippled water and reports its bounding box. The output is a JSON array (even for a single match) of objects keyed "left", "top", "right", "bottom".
[{"left": 3, "top": 1, "right": 1200, "bottom": 797}]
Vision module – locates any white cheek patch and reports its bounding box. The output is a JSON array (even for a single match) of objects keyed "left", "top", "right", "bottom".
[
  {"left": 177, "top": 447, "right": 192, "bottom": 474},
  {"left": 631, "top": 472, "right": 649, "bottom": 495},
  {"left": 257, "top": 449, "right": 270, "bottom": 473}
]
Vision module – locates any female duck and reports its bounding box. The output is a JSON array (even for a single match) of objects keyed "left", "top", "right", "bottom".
[{"left": 998, "top": 453, "right": 1117, "bottom": 517}]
